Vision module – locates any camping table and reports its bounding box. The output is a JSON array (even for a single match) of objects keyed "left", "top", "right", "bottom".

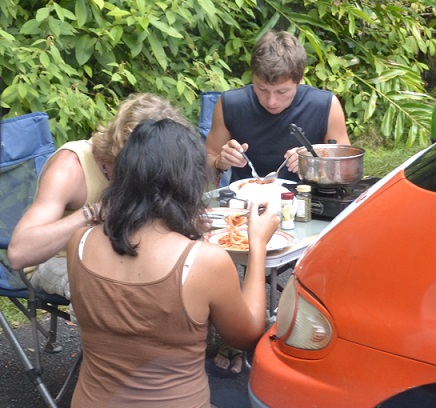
[{"left": 203, "top": 189, "right": 330, "bottom": 317}]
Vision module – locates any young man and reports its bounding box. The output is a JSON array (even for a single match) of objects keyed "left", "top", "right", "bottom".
[
  {"left": 205, "top": 30, "right": 350, "bottom": 375},
  {"left": 7, "top": 93, "right": 188, "bottom": 299},
  {"left": 206, "top": 30, "right": 350, "bottom": 185}
]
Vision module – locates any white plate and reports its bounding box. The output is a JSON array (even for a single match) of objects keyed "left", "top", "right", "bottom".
[
  {"left": 229, "top": 177, "right": 293, "bottom": 192},
  {"left": 204, "top": 207, "right": 248, "bottom": 229},
  {"left": 229, "top": 178, "right": 295, "bottom": 201},
  {"left": 204, "top": 227, "right": 293, "bottom": 253}
]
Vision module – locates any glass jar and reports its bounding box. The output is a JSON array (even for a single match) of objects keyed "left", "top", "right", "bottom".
[
  {"left": 295, "top": 185, "right": 312, "bottom": 222},
  {"left": 281, "top": 191, "right": 296, "bottom": 230}
]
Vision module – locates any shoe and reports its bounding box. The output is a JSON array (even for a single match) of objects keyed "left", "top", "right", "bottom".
[{"left": 208, "top": 346, "right": 243, "bottom": 378}]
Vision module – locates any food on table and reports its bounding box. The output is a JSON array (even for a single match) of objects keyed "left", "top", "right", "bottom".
[
  {"left": 217, "top": 213, "right": 249, "bottom": 250},
  {"left": 237, "top": 178, "right": 266, "bottom": 189}
]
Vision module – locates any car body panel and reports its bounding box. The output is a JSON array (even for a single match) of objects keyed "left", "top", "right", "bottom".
[
  {"left": 249, "top": 144, "right": 436, "bottom": 407},
  {"left": 250, "top": 327, "right": 436, "bottom": 408},
  {"left": 297, "top": 170, "right": 436, "bottom": 364}
]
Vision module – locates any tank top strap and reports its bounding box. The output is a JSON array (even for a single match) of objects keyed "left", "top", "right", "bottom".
[{"left": 181, "top": 241, "right": 202, "bottom": 285}]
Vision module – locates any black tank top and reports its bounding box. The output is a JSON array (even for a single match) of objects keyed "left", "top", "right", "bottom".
[{"left": 221, "top": 84, "right": 332, "bottom": 182}]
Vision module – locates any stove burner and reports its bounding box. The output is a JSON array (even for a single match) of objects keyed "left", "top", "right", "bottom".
[
  {"left": 303, "top": 177, "right": 380, "bottom": 219},
  {"left": 313, "top": 186, "right": 351, "bottom": 200},
  {"left": 316, "top": 188, "right": 338, "bottom": 195}
]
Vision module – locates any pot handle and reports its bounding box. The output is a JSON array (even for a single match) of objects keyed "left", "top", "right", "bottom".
[{"left": 289, "top": 124, "right": 319, "bottom": 157}]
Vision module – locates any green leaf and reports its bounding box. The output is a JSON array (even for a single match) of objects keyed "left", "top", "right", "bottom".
[
  {"left": 315, "top": 63, "right": 328, "bottom": 81},
  {"left": 177, "top": 80, "right": 185, "bottom": 96},
  {"left": 348, "top": 13, "right": 355, "bottom": 36},
  {"left": 92, "top": 0, "right": 104, "bottom": 9},
  {"left": 20, "top": 20, "right": 41, "bottom": 35},
  {"left": 149, "top": 19, "right": 183, "bottom": 39},
  {"left": 35, "top": 7, "right": 50, "bottom": 22},
  {"left": 110, "top": 26, "right": 124, "bottom": 44},
  {"left": 256, "top": 14, "right": 280, "bottom": 42},
  {"left": 49, "top": 45, "right": 63, "bottom": 65},
  {"left": 75, "top": 0, "right": 89, "bottom": 27},
  {"left": 48, "top": 17, "right": 61, "bottom": 38},
  {"left": 17, "top": 82, "right": 28, "bottom": 99},
  {"left": 0, "top": 28, "right": 15, "bottom": 42},
  {"left": 197, "top": 0, "right": 216, "bottom": 19},
  {"left": 39, "top": 52, "right": 50, "bottom": 69},
  {"left": 304, "top": 30, "right": 324, "bottom": 64},
  {"left": 364, "top": 91, "right": 377, "bottom": 122},
  {"left": 393, "top": 111, "right": 404, "bottom": 142},
  {"left": 431, "top": 104, "right": 436, "bottom": 139},
  {"left": 83, "top": 65, "right": 93, "bottom": 77},
  {"left": 287, "top": 12, "right": 336, "bottom": 34},
  {"left": 107, "top": 7, "right": 130, "bottom": 18},
  {"left": 380, "top": 105, "right": 395, "bottom": 137},
  {"left": 75, "top": 35, "right": 96, "bottom": 65},
  {"left": 53, "top": 3, "right": 65, "bottom": 21},
  {"left": 367, "top": 69, "right": 408, "bottom": 83},
  {"left": 406, "top": 123, "right": 418, "bottom": 146},
  {"left": 2, "top": 85, "right": 17, "bottom": 102},
  {"left": 148, "top": 32, "right": 167, "bottom": 71},
  {"left": 125, "top": 70, "right": 137, "bottom": 86},
  {"left": 349, "top": 7, "right": 376, "bottom": 25}
]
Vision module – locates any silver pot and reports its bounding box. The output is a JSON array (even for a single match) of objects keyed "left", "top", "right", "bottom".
[{"left": 297, "top": 144, "right": 365, "bottom": 186}]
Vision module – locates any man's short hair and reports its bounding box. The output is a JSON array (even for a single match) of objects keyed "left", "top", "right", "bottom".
[{"left": 251, "top": 31, "right": 307, "bottom": 84}]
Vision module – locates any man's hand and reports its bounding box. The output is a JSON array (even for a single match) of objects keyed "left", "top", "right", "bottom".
[{"left": 214, "top": 139, "right": 250, "bottom": 171}]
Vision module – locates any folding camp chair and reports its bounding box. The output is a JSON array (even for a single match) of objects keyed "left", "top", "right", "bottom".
[
  {"left": 0, "top": 112, "right": 82, "bottom": 407},
  {"left": 198, "top": 91, "right": 231, "bottom": 187}
]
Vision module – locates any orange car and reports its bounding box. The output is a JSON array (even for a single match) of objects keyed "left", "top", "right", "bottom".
[{"left": 249, "top": 143, "right": 436, "bottom": 407}]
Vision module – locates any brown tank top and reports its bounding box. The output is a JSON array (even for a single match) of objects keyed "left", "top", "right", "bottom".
[{"left": 68, "top": 230, "right": 211, "bottom": 408}]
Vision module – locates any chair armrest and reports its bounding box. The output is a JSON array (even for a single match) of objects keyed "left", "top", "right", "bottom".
[{"left": 0, "top": 238, "right": 10, "bottom": 250}]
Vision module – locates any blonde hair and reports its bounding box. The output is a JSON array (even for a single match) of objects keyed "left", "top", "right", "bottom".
[{"left": 92, "top": 93, "right": 189, "bottom": 165}]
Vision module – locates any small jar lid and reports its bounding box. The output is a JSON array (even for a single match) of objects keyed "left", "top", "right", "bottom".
[
  {"left": 296, "top": 184, "right": 311, "bottom": 193},
  {"left": 219, "top": 189, "right": 236, "bottom": 199},
  {"left": 281, "top": 192, "right": 295, "bottom": 200}
]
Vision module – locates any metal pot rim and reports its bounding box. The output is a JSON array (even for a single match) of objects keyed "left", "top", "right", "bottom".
[{"left": 297, "top": 144, "right": 365, "bottom": 160}]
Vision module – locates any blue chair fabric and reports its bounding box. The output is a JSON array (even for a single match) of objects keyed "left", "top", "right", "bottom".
[
  {"left": 0, "top": 112, "right": 81, "bottom": 407},
  {"left": 1, "top": 112, "right": 56, "bottom": 289},
  {"left": 198, "top": 92, "right": 231, "bottom": 187}
]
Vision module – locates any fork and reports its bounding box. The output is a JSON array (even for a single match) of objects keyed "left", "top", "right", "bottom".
[{"left": 241, "top": 152, "right": 260, "bottom": 179}]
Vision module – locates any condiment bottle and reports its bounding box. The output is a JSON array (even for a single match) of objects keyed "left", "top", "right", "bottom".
[
  {"left": 295, "top": 185, "right": 312, "bottom": 222},
  {"left": 281, "top": 191, "right": 296, "bottom": 230}
]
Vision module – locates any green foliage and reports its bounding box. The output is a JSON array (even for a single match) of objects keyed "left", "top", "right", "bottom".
[
  {"left": 256, "top": 0, "right": 436, "bottom": 147},
  {"left": 363, "top": 144, "right": 424, "bottom": 178},
  {"left": 0, "top": 0, "right": 253, "bottom": 144},
  {"left": 1, "top": 0, "right": 436, "bottom": 147}
]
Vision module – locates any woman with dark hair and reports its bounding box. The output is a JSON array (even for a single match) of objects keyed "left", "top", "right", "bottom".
[{"left": 67, "top": 118, "right": 279, "bottom": 408}]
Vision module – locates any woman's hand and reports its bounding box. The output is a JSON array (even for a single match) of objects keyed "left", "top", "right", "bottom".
[{"left": 247, "top": 201, "right": 280, "bottom": 251}]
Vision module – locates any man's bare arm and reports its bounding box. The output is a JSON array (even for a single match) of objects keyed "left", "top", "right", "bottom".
[
  {"left": 8, "top": 150, "right": 90, "bottom": 269},
  {"left": 205, "top": 98, "right": 249, "bottom": 171},
  {"left": 324, "top": 95, "right": 350, "bottom": 145}
]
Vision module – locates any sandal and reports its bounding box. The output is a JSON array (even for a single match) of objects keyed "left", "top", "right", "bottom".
[{"left": 208, "top": 346, "right": 243, "bottom": 378}]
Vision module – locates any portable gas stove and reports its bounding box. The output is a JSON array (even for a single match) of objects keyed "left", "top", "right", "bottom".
[{"left": 284, "top": 177, "right": 380, "bottom": 220}]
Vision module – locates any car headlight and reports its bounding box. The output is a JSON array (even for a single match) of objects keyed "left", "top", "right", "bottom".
[{"left": 276, "top": 274, "right": 332, "bottom": 350}]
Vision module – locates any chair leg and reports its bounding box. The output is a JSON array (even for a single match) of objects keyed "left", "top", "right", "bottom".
[
  {"left": 0, "top": 309, "right": 59, "bottom": 408},
  {"left": 54, "top": 350, "right": 82, "bottom": 404},
  {"left": 44, "top": 312, "right": 62, "bottom": 353}
]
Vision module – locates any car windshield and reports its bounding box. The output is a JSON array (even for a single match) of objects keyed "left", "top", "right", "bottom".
[{"left": 405, "top": 144, "right": 436, "bottom": 192}]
